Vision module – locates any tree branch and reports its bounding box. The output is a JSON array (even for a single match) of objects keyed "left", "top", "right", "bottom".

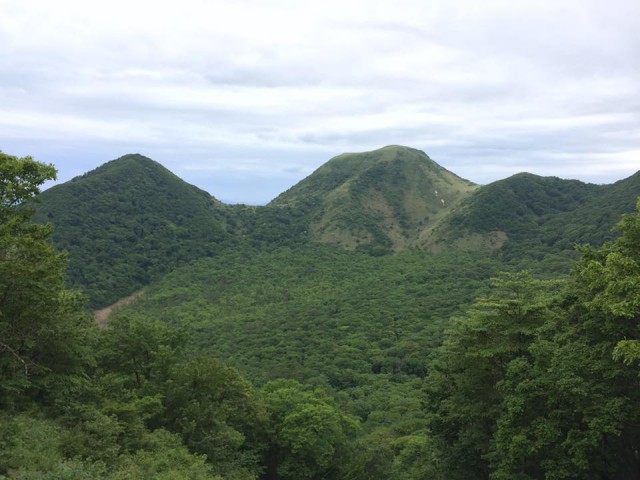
[{"left": 0, "top": 340, "right": 29, "bottom": 376}]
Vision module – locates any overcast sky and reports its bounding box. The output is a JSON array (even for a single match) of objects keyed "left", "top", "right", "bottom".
[{"left": 1, "top": 0, "right": 639, "bottom": 204}]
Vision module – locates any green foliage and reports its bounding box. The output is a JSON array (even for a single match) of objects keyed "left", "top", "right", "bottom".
[
  {"left": 0, "top": 413, "right": 64, "bottom": 475},
  {"left": 89, "top": 313, "right": 266, "bottom": 478},
  {"left": 6, "top": 149, "right": 640, "bottom": 479},
  {"left": 0, "top": 152, "right": 56, "bottom": 212},
  {"left": 261, "top": 380, "right": 359, "bottom": 480},
  {"left": 35, "top": 148, "right": 637, "bottom": 313},
  {"left": 156, "top": 356, "right": 264, "bottom": 479},
  {"left": 0, "top": 413, "right": 220, "bottom": 479},
  {"left": 424, "top": 272, "right": 560, "bottom": 479},
  {"left": 108, "top": 429, "right": 219, "bottom": 480},
  {"left": 426, "top": 198, "right": 640, "bottom": 479},
  {"left": 0, "top": 152, "right": 94, "bottom": 410},
  {"left": 438, "top": 172, "right": 640, "bottom": 272},
  {"left": 117, "top": 245, "right": 499, "bottom": 386},
  {"left": 98, "top": 314, "right": 186, "bottom": 388},
  {"left": 231, "top": 204, "right": 311, "bottom": 250},
  {"left": 0, "top": 152, "right": 258, "bottom": 479},
  {"left": 34, "top": 154, "right": 234, "bottom": 308},
  {"left": 271, "top": 145, "right": 477, "bottom": 252},
  {"left": 108, "top": 242, "right": 500, "bottom": 478}
]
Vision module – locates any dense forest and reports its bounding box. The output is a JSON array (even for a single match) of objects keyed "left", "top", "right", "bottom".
[{"left": 2, "top": 150, "right": 640, "bottom": 479}]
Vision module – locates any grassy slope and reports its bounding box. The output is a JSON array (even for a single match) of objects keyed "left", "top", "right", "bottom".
[{"left": 271, "top": 146, "right": 478, "bottom": 253}]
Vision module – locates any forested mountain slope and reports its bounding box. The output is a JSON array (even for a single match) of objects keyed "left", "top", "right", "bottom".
[
  {"left": 34, "top": 154, "right": 234, "bottom": 307},
  {"left": 426, "top": 170, "right": 640, "bottom": 271},
  {"left": 35, "top": 147, "right": 640, "bottom": 308},
  {"left": 113, "top": 245, "right": 500, "bottom": 385},
  {"left": 107, "top": 243, "right": 504, "bottom": 478},
  {"left": 6, "top": 150, "right": 640, "bottom": 479},
  {"left": 105, "top": 170, "right": 640, "bottom": 479}
]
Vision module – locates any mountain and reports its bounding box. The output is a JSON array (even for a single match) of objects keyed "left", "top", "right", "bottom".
[
  {"left": 36, "top": 148, "right": 640, "bottom": 307},
  {"left": 270, "top": 145, "right": 478, "bottom": 254},
  {"left": 425, "top": 170, "right": 640, "bottom": 270},
  {"left": 20, "top": 147, "right": 640, "bottom": 478},
  {"left": 35, "top": 154, "right": 234, "bottom": 307}
]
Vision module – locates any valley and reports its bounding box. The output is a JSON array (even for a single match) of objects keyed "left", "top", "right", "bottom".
[{"left": 3, "top": 147, "right": 640, "bottom": 479}]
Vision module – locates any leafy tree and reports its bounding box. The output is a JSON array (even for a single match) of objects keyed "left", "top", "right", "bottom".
[
  {"left": 261, "top": 380, "right": 359, "bottom": 480},
  {"left": 0, "top": 152, "right": 93, "bottom": 410},
  {"left": 426, "top": 199, "right": 640, "bottom": 479},
  {"left": 109, "top": 429, "right": 220, "bottom": 480},
  {"left": 0, "top": 413, "right": 221, "bottom": 479},
  {"left": 424, "top": 272, "right": 559, "bottom": 479},
  {"left": 157, "top": 356, "right": 265, "bottom": 480},
  {"left": 98, "top": 314, "right": 186, "bottom": 389},
  {"left": 505, "top": 198, "right": 640, "bottom": 479}
]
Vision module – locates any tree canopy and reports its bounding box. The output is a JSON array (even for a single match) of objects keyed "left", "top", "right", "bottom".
[
  {"left": 0, "top": 152, "right": 92, "bottom": 409},
  {"left": 425, "top": 199, "right": 640, "bottom": 479},
  {"left": 3, "top": 150, "right": 640, "bottom": 479}
]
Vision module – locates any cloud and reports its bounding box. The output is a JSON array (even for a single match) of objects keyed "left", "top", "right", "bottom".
[{"left": 1, "top": 0, "right": 638, "bottom": 204}]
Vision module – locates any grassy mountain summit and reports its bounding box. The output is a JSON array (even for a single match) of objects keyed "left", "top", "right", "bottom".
[
  {"left": 35, "top": 154, "right": 233, "bottom": 307},
  {"left": 270, "top": 145, "right": 478, "bottom": 253}
]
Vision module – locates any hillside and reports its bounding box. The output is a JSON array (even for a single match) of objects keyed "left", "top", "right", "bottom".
[
  {"left": 103, "top": 167, "right": 640, "bottom": 479},
  {"left": 113, "top": 245, "right": 500, "bottom": 385},
  {"left": 8, "top": 149, "right": 640, "bottom": 479},
  {"left": 35, "top": 148, "right": 640, "bottom": 307},
  {"left": 270, "top": 145, "right": 478, "bottom": 254},
  {"left": 424, "top": 170, "right": 640, "bottom": 271},
  {"left": 35, "top": 154, "right": 234, "bottom": 307}
]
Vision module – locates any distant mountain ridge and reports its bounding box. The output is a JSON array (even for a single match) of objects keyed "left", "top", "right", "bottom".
[{"left": 35, "top": 147, "right": 640, "bottom": 307}]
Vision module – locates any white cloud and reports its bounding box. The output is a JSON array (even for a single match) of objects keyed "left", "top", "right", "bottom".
[{"left": 1, "top": 0, "right": 638, "bottom": 203}]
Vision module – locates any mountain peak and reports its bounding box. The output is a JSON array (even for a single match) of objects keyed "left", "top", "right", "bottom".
[
  {"left": 112, "top": 153, "right": 153, "bottom": 161},
  {"left": 36, "top": 154, "right": 231, "bottom": 307},
  {"left": 270, "top": 146, "right": 477, "bottom": 253},
  {"left": 350, "top": 144, "right": 427, "bottom": 157},
  {"left": 70, "top": 153, "right": 172, "bottom": 182},
  {"left": 328, "top": 145, "right": 445, "bottom": 169}
]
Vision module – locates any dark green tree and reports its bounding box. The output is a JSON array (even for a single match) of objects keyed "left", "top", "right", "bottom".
[
  {"left": 98, "top": 314, "right": 186, "bottom": 389},
  {"left": 158, "top": 356, "right": 265, "bottom": 479},
  {"left": 261, "top": 379, "right": 359, "bottom": 480},
  {"left": 424, "top": 272, "right": 559, "bottom": 479},
  {"left": 0, "top": 152, "right": 93, "bottom": 410},
  {"left": 491, "top": 199, "right": 640, "bottom": 479}
]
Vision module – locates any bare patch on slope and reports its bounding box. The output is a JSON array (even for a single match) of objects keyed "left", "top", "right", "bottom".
[{"left": 94, "top": 291, "right": 144, "bottom": 327}]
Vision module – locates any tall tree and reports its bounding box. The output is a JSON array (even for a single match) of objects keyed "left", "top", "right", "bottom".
[
  {"left": 506, "top": 199, "right": 640, "bottom": 480},
  {"left": 0, "top": 152, "right": 92, "bottom": 409},
  {"left": 262, "top": 379, "right": 359, "bottom": 480},
  {"left": 158, "top": 356, "right": 265, "bottom": 479},
  {"left": 424, "top": 272, "right": 560, "bottom": 479}
]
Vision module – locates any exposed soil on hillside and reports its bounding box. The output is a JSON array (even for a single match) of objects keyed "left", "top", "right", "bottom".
[{"left": 94, "top": 291, "right": 143, "bottom": 327}]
